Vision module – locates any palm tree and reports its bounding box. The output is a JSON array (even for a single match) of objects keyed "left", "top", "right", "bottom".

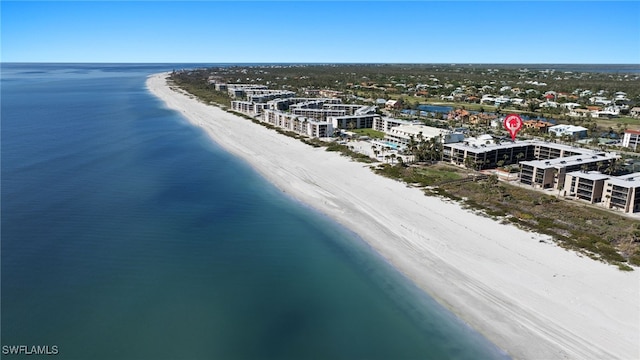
[{"left": 605, "top": 159, "right": 622, "bottom": 175}]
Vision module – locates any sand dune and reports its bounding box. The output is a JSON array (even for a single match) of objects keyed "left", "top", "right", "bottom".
[{"left": 147, "top": 73, "right": 639, "bottom": 360}]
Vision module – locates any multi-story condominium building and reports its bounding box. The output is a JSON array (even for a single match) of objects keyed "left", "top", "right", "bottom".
[
  {"left": 231, "top": 101, "right": 268, "bottom": 115},
  {"left": 519, "top": 153, "right": 618, "bottom": 190},
  {"left": 260, "top": 109, "right": 334, "bottom": 139},
  {"left": 443, "top": 140, "right": 535, "bottom": 170},
  {"left": 292, "top": 108, "right": 346, "bottom": 121},
  {"left": 622, "top": 130, "right": 640, "bottom": 151},
  {"left": 563, "top": 171, "right": 609, "bottom": 203},
  {"left": 266, "top": 98, "right": 333, "bottom": 111},
  {"left": 329, "top": 114, "right": 381, "bottom": 130},
  {"left": 322, "top": 103, "right": 369, "bottom": 116},
  {"left": 443, "top": 140, "right": 602, "bottom": 171},
  {"left": 226, "top": 84, "right": 268, "bottom": 98},
  {"left": 246, "top": 90, "right": 296, "bottom": 103},
  {"left": 602, "top": 173, "right": 640, "bottom": 214},
  {"left": 383, "top": 125, "right": 463, "bottom": 150},
  {"left": 307, "top": 120, "right": 333, "bottom": 138},
  {"left": 373, "top": 117, "right": 413, "bottom": 132},
  {"left": 290, "top": 99, "right": 341, "bottom": 110}
]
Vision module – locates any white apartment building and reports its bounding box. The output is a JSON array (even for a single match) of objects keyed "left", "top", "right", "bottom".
[
  {"left": 622, "top": 130, "right": 640, "bottom": 151},
  {"left": 384, "top": 124, "right": 463, "bottom": 150}
]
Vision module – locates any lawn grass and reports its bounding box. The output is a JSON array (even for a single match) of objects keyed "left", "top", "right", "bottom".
[
  {"left": 595, "top": 116, "right": 640, "bottom": 131},
  {"left": 352, "top": 128, "right": 386, "bottom": 139}
]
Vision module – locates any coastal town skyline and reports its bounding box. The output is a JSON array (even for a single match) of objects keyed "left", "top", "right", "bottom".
[{"left": 2, "top": 1, "right": 639, "bottom": 64}]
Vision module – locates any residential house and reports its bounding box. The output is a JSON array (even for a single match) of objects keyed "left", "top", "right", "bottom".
[{"left": 548, "top": 125, "right": 588, "bottom": 139}]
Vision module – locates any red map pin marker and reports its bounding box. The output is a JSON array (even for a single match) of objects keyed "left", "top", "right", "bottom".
[{"left": 503, "top": 114, "right": 523, "bottom": 141}]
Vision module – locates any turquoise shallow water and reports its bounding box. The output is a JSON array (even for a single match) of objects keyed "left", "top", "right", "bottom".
[{"left": 1, "top": 64, "right": 508, "bottom": 359}]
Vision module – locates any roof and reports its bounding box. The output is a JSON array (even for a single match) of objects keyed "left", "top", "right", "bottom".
[
  {"left": 566, "top": 171, "right": 610, "bottom": 181},
  {"left": 521, "top": 153, "right": 619, "bottom": 170},
  {"left": 549, "top": 124, "right": 588, "bottom": 132},
  {"left": 606, "top": 172, "right": 640, "bottom": 188},
  {"left": 389, "top": 124, "right": 448, "bottom": 138},
  {"left": 625, "top": 129, "right": 640, "bottom": 135}
]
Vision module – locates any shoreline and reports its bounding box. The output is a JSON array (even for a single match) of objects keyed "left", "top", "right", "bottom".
[{"left": 147, "top": 72, "right": 639, "bottom": 359}]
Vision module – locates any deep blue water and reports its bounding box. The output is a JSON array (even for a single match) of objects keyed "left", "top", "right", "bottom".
[{"left": 1, "top": 64, "right": 508, "bottom": 359}]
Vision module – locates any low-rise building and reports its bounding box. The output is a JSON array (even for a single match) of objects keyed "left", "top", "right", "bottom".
[
  {"left": 384, "top": 124, "right": 463, "bottom": 150},
  {"left": 602, "top": 173, "right": 640, "bottom": 214},
  {"left": 373, "top": 117, "right": 412, "bottom": 132},
  {"left": 563, "top": 171, "right": 609, "bottom": 203},
  {"left": 329, "top": 114, "right": 381, "bottom": 130},
  {"left": 519, "top": 153, "right": 618, "bottom": 190},
  {"left": 260, "top": 109, "right": 334, "bottom": 138},
  {"left": 443, "top": 140, "right": 590, "bottom": 170},
  {"left": 622, "top": 130, "right": 640, "bottom": 151}
]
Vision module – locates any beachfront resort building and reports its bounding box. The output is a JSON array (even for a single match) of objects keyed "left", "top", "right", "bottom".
[
  {"left": 519, "top": 152, "right": 619, "bottom": 190},
  {"left": 329, "top": 114, "right": 381, "bottom": 130},
  {"left": 373, "top": 117, "right": 414, "bottom": 132},
  {"left": 443, "top": 139, "right": 617, "bottom": 175},
  {"left": 260, "top": 109, "right": 334, "bottom": 138},
  {"left": 383, "top": 124, "right": 464, "bottom": 150},
  {"left": 563, "top": 171, "right": 610, "bottom": 203},
  {"left": 443, "top": 140, "right": 535, "bottom": 170},
  {"left": 562, "top": 171, "right": 640, "bottom": 213},
  {"left": 602, "top": 173, "right": 640, "bottom": 214}
]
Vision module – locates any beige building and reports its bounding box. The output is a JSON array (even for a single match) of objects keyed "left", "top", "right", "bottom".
[
  {"left": 384, "top": 124, "right": 463, "bottom": 150},
  {"left": 563, "top": 171, "right": 609, "bottom": 203},
  {"left": 602, "top": 173, "right": 640, "bottom": 214},
  {"left": 519, "top": 153, "right": 618, "bottom": 190}
]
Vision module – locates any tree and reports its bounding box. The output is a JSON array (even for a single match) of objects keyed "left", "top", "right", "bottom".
[
  {"left": 464, "top": 155, "right": 476, "bottom": 169},
  {"left": 605, "top": 159, "right": 622, "bottom": 175}
]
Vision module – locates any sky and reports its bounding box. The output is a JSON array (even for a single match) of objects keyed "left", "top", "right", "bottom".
[{"left": 2, "top": 1, "right": 639, "bottom": 64}]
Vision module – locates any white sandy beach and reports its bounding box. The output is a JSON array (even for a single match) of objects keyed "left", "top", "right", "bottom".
[{"left": 147, "top": 73, "right": 639, "bottom": 360}]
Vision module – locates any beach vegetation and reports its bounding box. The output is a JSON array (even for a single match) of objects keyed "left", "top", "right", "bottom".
[
  {"left": 370, "top": 157, "right": 638, "bottom": 268},
  {"left": 170, "top": 65, "right": 640, "bottom": 270}
]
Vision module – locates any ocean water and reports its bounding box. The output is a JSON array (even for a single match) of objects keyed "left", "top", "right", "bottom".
[{"left": 1, "top": 64, "right": 508, "bottom": 359}]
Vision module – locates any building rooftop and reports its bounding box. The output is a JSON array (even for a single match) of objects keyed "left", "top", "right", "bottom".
[
  {"left": 606, "top": 172, "right": 640, "bottom": 188},
  {"left": 521, "top": 152, "right": 619, "bottom": 170},
  {"left": 445, "top": 139, "right": 606, "bottom": 155},
  {"left": 549, "top": 124, "right": 588, "bottom": 132},
  {"left": 566, "top": 170, "right": 610, "bottom": 181},
  {"left": 389, "top": 124, "right": 449, "bottom": 138}
]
